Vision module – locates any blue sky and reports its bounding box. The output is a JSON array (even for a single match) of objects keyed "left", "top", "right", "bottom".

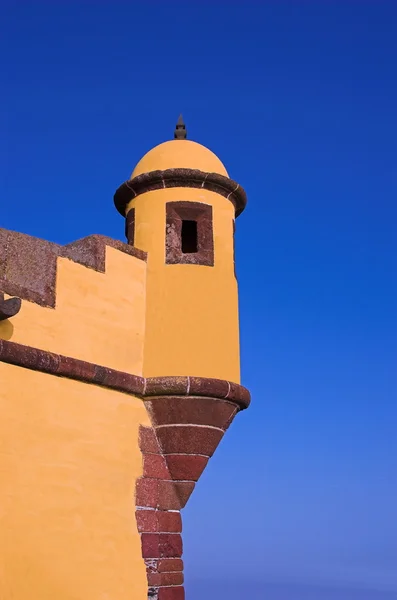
[{"left": 1, "top": 2, "right": 396, "bottom": 599}]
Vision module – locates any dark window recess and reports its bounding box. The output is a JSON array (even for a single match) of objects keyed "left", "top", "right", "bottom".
[
  {"left": 181, "top": 220, "right": 198, "bottom": 253},
  {"left": 165, "top": 201, "right": 214, "bottom": 266}
]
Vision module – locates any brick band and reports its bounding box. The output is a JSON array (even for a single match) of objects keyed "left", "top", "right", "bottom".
[
  {"left": 0, "top": 339, "right": 250, "bottom": 409},
  {"left": 113, "top": 168, "right": 247, "bottom": 218}
]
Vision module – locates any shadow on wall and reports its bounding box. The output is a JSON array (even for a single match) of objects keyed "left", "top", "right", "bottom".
[{"left": 0, "top": 320, "right": 14, "bottom": 341}]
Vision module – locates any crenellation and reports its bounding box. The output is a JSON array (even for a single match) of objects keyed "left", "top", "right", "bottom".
[{"left": 0, "top": 228, "right": 147, "bottom": 309}]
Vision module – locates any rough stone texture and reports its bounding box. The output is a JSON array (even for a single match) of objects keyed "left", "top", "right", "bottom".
[
  {"left": 0, "top": 340, "right": 60, "bottom": 373},
  {"left": 141, "top": 534, "right": 183, "bottom": 559},
  {"left": 93, "top": 365, "right": 144, "bottom": 394},
  {"left": 157, "top": 559, "right": 183, "bottom": 573},
  {"left": 146, "top": 396, "right": 237, "bottom": 429},
  {"left": 188, "top": 376, "right": 229, "bottom": 398},
  {"left": 0, "top": 229, "right": 147, "bottom": 308},
  {"left": 165, "top": 202, "right": 214, "bottom": 267},
  {"left": 144, "top": 376, "right": 190, "bottom": 397},
  {"left": 155, "top": 425, "right": 224, "bottom": 457},
  {"left": 0, "top": 229, "right": 59, "bottom": 307},
  {"left": 158, "top": 587, "right": 185, "bottom": 600},
  {"left": 57, "top": 355, "right": 96, "bottom": 382},
  {"left": 148, "top": 572, "right": 184, "bottom": 587},
  {"left": 113, "top": 168, "right": 247, "bottom": 218},
  {"left": 136, "top": 405, "right": 231, "bottom": 598},
  {"left": 145, "top": 376, "right": 250, "bottom": 409},
  {"left": 136, "top": 510, "right": 160, "bottom": 534},
  {"left": 60, "top": 234, "right": 147, "bottom": 270},
  {"left": 137, "top": 511, "right": 182, "bottom": 534},
  {"left": 143, "top": 455, "right": 170, "bottom": 479},
  {"left": 139, "top": 426, "right": 162, "bottom": 454},
  {"left": 136, "top": 478, "right": 195, "bottom": 511},
  {"left": 157, "top": 512, "right": 182, "bottom": 534},
  {"left": 161, "top": 455, "right": 208, "bottom": 482},
  {"left": 157, "top": 481, "right": 195, "bottom": 510}
]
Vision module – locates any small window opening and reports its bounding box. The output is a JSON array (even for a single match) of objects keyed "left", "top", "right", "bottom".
[{"left": 181, "top": 220, "right": 198, "bottom": 253}]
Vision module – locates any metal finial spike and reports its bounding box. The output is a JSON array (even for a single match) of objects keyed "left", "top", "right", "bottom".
[{"left": 174, "top": 114, "right": 187, "bottom": 139}]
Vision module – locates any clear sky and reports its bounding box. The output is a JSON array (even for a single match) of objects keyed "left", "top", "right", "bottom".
[{"left": 2, "top": 2, "right": 396, "bottom": 599}]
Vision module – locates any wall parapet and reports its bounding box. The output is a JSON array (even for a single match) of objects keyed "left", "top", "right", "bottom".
[{"left": 0, "top": 229, "right": 147, "bottom": 308}]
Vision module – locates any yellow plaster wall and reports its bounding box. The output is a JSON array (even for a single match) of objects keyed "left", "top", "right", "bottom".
[
  {"left": 0, "top": 363, "right": 150, "bottom": 600},
  {"left": 0, "top": 246, "right": 146, "bottom": 375},
  {"left": 127, "top": 187, "right": 240, "bottom": 382}
]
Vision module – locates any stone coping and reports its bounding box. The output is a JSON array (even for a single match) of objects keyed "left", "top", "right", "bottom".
[
  {"left": 114, "top": 168, "right": 247, "bottom": 218},
  {"left": 0, "top": 229, "right": 147, "bottom": 308},
  {"left": 0, "top": 339, "right": 250, "bottom": 409}
]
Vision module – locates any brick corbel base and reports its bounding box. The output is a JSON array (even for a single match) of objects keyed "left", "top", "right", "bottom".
[{"left": 137, "top": 387, "right": 245, "bottom": 600}]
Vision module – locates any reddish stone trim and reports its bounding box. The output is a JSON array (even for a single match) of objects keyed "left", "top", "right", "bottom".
[
  {"left": 113, "top": 168, "right": 247, "bottom": 218},
  {"left": 148, "top": 572, "right": 183, "bottom": 587},
  {"left": 145, "top": 396, "right": 237, "bottom": 428},
  {"left": 0, "top": 339, "right": 250, "bottom": 409},
  {"left": 0, "top": 229, "right": 147, "bottom": 308},
  {"left": 0, "top": 339, "right": 145, "bottom": 394},
  {"left": 160, "top": 455, "right": 208, "bottom": 482},
  {"left": 137, "top": 423, "right": 187, "bottom": 600},
  {"left": 136, "top": 478, "right": 195, "bottom": 510},
  {"left": 155, "top": 426, "right": 224, "bottom": 457},
  {"left": 60, "top": 234, "right": 146, "bottom": 270},
  {"left": 135, "top": 381, "right": 245, "bottom": 597},
  {"left": 165, "top": 202, "right": 214, "bottom": 267},
  {"left": 136, "top": 396, "right": 240, "bottom": 597},
  {"left": 144, "top": 375, "right": 250, "bottom": 407},
  {"left": 0, "top": 228, "right": 59, "bottom": 307},
  {"left": 156, "top": 587, "right": 185, "bottom": 599}
]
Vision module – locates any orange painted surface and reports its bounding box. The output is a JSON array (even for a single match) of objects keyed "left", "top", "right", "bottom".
[
  {"left": 0, "top": 133, "right": 243, "bottom": 598},
  {"left": 0, "top": 246, "right": 147, "bottom": 375},
  {"left": 132, "top": 139, "right": 229, "bottom": 178},
  {"left": 0, "top": 363, "right": 150, "bottom": 600}
]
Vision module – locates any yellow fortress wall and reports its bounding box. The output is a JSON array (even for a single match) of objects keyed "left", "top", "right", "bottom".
[
  {"left": 0, "top": 117, "right": 250, "bottom": 600},
  {"left": 0, "top": 364, "right": 150, "bottom": 600}
]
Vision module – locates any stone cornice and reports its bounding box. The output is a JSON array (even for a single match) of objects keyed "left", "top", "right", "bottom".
[
  {"left": 114, "top": 168, "right": 247, "bottom": 218},
  {"left": 0, "top": 339, "right": 250, "bottom": 409}
]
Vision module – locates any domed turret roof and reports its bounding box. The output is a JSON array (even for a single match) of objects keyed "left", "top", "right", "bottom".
[
  {"left": 131, "top": 139, "right": 228, "bottom": 179},
  {"left": 114, "top": 116, "right": 246, "bottom": 217}
]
